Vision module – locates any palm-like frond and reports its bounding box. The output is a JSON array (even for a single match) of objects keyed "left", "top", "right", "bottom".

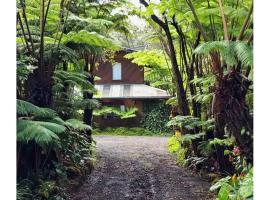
[
  {"left": 93, "top": 106, "right": 138, "bottom": 119},
  {"left": 65, "top": 119, "right": 92, "bottom": 131},
  {"left": 194, "top": 41, "right": 253, "bottom": 67},
  {"left": 166, "top": 97, "right": 178, "bottom": 106},
  {"left": 17, "top": 119, "right": 65, "bottom": 145},
  {"left": 17, "top": 99, "right": 57, "bottom": 118},
  {"left": 44, "top": 44, "right": 79, "bottom": 65},
  {"left": 62, "top": 30, "right": 119, "bottom": 50},
  {"left": 120, "top": 107, "right": 138, "bottom": 119},
  {"left": 74, "top": 99, "right": 100, "bottom": 110},
  {"left": 167, "top": 115, "right": 201, "bottom": 130},
  {"left": 17, "top": 99, "right": 41, "bottom": 116},
  {"left": 67, "top": 13, "right": 114, "bottom": 32},
  {"left": 53, "top": 70, "right": 95, "bottom": 90}
]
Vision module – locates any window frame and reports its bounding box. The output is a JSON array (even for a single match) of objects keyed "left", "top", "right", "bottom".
[{"left": 112, "top": 62, "right": 122, "bottom": 80}]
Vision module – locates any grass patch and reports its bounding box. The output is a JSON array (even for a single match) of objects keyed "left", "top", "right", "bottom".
[{"left": 93, "top": 127, "right": 171, "bottom": 136}]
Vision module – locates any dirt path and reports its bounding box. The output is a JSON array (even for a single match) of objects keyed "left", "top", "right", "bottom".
[{"left": 70, "top": 136, "right": 213, "bottom": 200}]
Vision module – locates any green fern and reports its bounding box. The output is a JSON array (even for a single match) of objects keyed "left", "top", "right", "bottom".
[
  {"left": 120, "top": 107, "right": 138, "bottom": 119},
  {"left": 62, "top": 30, "right": 119, "bottom": 50},
  {"left": 93, "top": 106, "right": 138, "bottom": 119},
  {"left": 194, "top": 41, "right": 253, "bottom": 67},
  {"left": 17, "top": 99, "right": 42, "bottom": 116},
  {"left": 53, "top": 70, "right": 95, "bottom": 90},
  {"left": 17, "top": 119, "right": 65, "bottom": 145},
  {"left": 65, "top": 119, "right": 92, "bottom": 131},
  {"left": 180, "top": 132, "right": 205, "bottom": 142},
  {"left": 44, "top": 44, "right": 79, "bottom": 65},
  {"left": 74, "top": 99, "right": 100, "bottom": 110},
  {"left": 167, "top": 115, "right": 201, "bottom": 130},
  {"left": 166, "top": 96, "right": 178, "bottom": 106}
]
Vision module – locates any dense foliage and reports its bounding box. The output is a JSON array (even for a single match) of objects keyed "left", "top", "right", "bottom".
[
  {"left": 16, "top": 0, "right": 136, "bottom": 199},
  {"left": 93, "top": 127, "right": 158, "bottom": 136},
  {"left": 17, "top": 0, "right": 253, "bottom": 199},
  {"left": 126, "top": 0, "right": 253, "bottom": 199},
  {"left": 140, "top": 100, "right": 172, "bottom": 134}
]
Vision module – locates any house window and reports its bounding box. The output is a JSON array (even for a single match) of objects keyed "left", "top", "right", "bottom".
[{"left": 112, "top": 63, "right": 122, "bottom": 80}]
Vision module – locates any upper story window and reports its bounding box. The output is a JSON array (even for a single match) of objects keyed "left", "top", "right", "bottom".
[{"left": 112, "top": 63, "right": 122, "bottom": 80}]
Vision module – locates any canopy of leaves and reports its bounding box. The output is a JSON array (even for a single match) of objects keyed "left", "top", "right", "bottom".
[{"left": 194, "top": 41, "right": 253, "bottom": 67}]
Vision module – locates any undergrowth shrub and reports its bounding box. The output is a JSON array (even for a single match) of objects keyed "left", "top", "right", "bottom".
[
  {"left": 167, "top": 135, "right": 188, "bottom": 164},
  {"left": 17, "top": 100, "right": 95, "bottom": 199},
  {"left": 93, "top": 127, "right": 169, "bottom": 136},
  {"left": 210, "top": 168, "right": 253, "bottom": 200},
  {"left": 141, "top": 100, "right": 172, "bottom": 134}
]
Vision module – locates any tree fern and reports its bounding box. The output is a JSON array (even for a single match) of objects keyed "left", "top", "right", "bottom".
[
  {"left": 17, "top": 119, "right": 65, "bottom": 145},
  {"left": 53, "top": 70, "right": 95, "bottom": 90},
  {"left": 120, "top": 107, "right": 138, "bottom": 119},
  {"left": 93, "top": 106, "right": 138, "bottom": 119},
  {"left": 62, "top": 30, "right": 119, "bottom": 50},
  {"left": 65, "top": 119, "right": 92, "bottom": 131},
  {"left": 194, "top": 41, "right": 253, "bottom": 67},
  {"left": 17, "top": 99, "right": 42, "bottom": 116},
  {"left": 179, "top": 132, "right": 206, "bottom": 142},
  {"left": 167, "top": 115, "right": 201, "bottom": 130},
  {"left": 74, "top": 99, "right": 100, "bottom": 110},
  {"left": 44, "top": 44, "right": 79, "bottom": 65}
]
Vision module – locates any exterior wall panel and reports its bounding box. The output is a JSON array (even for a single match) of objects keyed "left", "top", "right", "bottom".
[{"left": 94, "top": 51, "right": 144, "bottom": 84}]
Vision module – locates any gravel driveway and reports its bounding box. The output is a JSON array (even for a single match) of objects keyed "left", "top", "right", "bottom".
[{"left": 70, "top": 136, "right": 213, "bottom": 200}]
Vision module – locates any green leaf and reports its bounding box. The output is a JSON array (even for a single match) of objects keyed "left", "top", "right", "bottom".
[
  {"left": 65, "top": 119, "right": 92, "bottom": 131},
  {"left": 17, "top": 119, "right": 65, "bottom": 145},
  {"left": 238, "top": 168, "right": 253, "bottom": 198},
  {"left": 17, "top": 99, "right": 42, "bottom": 116},
  {"left": 62, "top": 30, "right": 119, "bottom": 50},
  {"left": 218, "top": 183, "right": 232, "bottom": 200},
  {"left": 194, "top": 41, "right": 253, "bottom": 68},
  {"left": 210, "top": 176, "right": 231, "bottom": 192}
]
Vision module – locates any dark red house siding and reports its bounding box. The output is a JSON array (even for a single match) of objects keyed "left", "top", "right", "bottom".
[{"left": 94, "top": 51, "right": 144, "bottom": 84}]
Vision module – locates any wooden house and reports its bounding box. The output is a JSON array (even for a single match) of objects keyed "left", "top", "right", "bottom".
[{"left": 93, "top": 47, "right": 170, "bottom": 128}]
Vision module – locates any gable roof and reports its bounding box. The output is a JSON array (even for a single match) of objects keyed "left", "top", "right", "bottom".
[{"left": 94, "top": 84, "right": 170, "bottom": 99}]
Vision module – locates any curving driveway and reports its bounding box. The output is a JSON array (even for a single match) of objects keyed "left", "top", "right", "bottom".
[{"left": 70, "top": 136, "right": 213, "bottom": 200}]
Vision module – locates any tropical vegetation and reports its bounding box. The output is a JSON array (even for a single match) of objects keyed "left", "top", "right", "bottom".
[{"left": 16, "top": 0, "right": 253, "bottom": 199}]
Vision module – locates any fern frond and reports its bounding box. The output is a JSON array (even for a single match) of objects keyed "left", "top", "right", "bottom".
[
  {"left": 65, "top": 119, "right": 92, "bottom": 131},
  {"left": 167, "top": 115, "right": 201, "bottom": 130},
  {"left": 74, "top": 99, "right": 100, "bottom": 110},
  {"left": 166, "top": 97, "right": 178, "bottom": 106},
  {"left": 180, "top": 132, "right": 205, "bottom": 142},
  {"left": 17, "top": 99, "right": 41, "bottom": 116},
  {"left": 120, "top": 107, "right": 138, "bottom": 119},
  {"left": 53, "top": 70, "right": 94, "bottom": 90},
  {"left": 194, "top": 41, "right": 253, "bottom": 68},
  {"left": 17, "top": 119, "right": 65, "bottom": 145},
  {"left": 93, "top": 106, "right": 137, "bottom": 119},
  {"left": 35, "top": 108, "right": 58, "bottom": 119},
  {"left": 62, "top": 30, "right": 119, "bottom": 50}
]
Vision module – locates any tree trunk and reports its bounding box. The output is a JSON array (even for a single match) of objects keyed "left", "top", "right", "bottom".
[
  {"left": 140, "top": 0, "right": 189, "bottom": 116},
  {"left": 83, "top": 57, "right": 96, "bottom": 142},
  {"left": 163, "top": 25, "right": 190, "bottom": 116},
  {"left": 213, "top": 71, "right": 253, "bottom": 164}
]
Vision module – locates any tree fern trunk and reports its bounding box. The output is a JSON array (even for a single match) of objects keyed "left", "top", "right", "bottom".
[
  {"left": 83, "top": 60, "right": 94, "bottom": 142},
  {"left": 213, "top": 71, "right": 253, "bottom": 164}
]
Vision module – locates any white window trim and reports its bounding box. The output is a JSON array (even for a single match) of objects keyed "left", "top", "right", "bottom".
[{"left": 112, "top": 62, "right": 122, "bottom": 80}]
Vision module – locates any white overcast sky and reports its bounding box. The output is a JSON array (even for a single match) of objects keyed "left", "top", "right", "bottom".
[{"left": 128, "top": 0, "right": 147, "bottom": 28}]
